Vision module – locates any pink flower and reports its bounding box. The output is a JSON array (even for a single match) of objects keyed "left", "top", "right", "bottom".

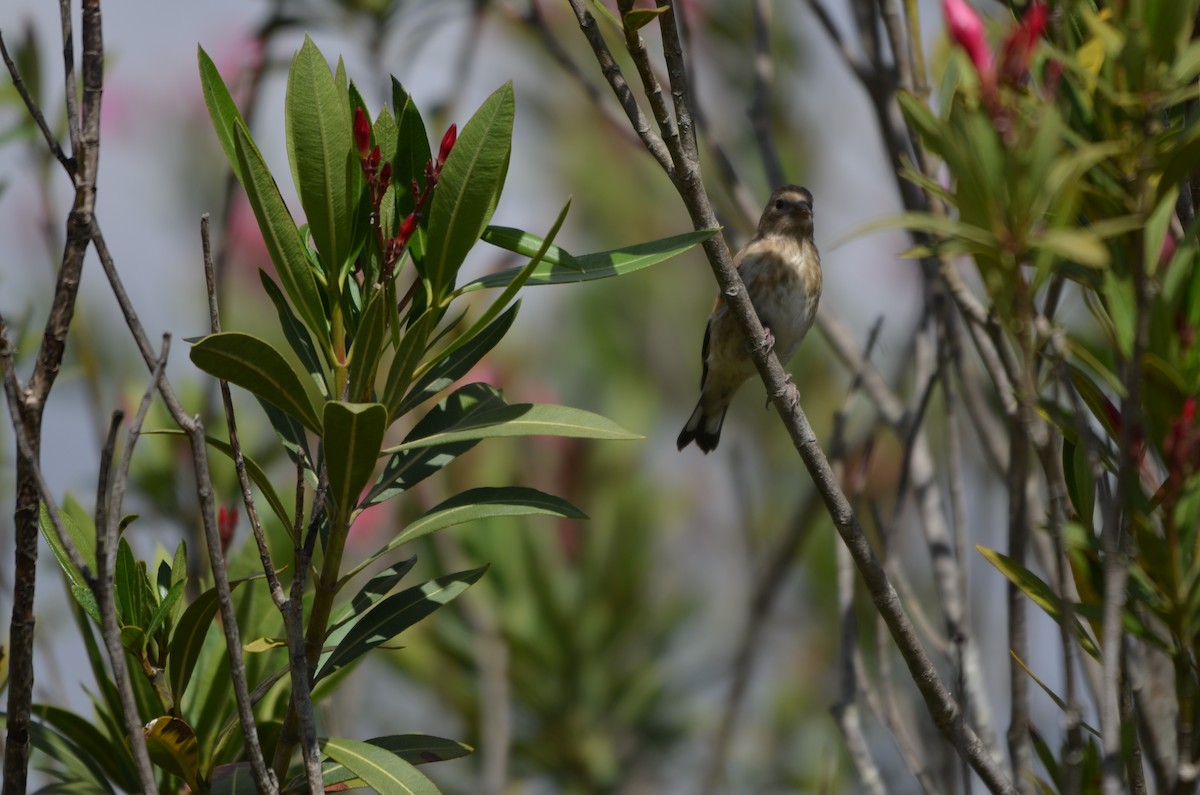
[{"left": 943, "top": 0, "right": 993, "bottom": 76}]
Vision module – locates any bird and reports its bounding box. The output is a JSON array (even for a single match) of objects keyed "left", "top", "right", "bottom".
[{"left": 677, "top": 185, "right": 822, "bottom": 453}]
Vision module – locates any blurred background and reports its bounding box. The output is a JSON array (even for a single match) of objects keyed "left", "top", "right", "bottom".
[{"left": 0, "top": 1, "right": 1045, "bottom": 792}]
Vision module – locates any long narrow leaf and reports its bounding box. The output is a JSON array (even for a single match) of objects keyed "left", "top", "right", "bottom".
[
  {"left": 464, "top": 227, "right": 716, "bottom": 290},
  {"left": 232, "top": 123, "right": 330, "bottom": 348},
  {"left": 190, "top": 331, "right": 323, "bottom": 435},
  {"left": 311, "top": 735, "right": 471, "bottom": 790},
  {"left": 348, "top": 289, "right": 388, "bottom": 402},
  {"left": 324, "top": 401, "right": 388, "bottom": 516},
  {"left": 383, "top": 401, "right": 641, "bottom": 453},
  {"left": 424, "top": 82, "right": 514, "bottom": 297},
  {"left": 437, "top": 198, "right": 568, "bottom": 365},
  {"left": 379, "top": 486, "right": 586, "bottom": 556},
  {"left": 330, "top": 557, "right": 418, "bottom": 630},
  {"left": 321, "top": 737, "right": 441, "bottom": 795},
  {"left": 315, "top": 566, "right": 487, "bottom": 681},
  {"left": 259, "top": 269, "right": 330, "bottom": 397},
  {"left": 393, "top": 303, "right": 518, "bottom": 419},
  {"left": 198, "top": 46, "right": 248, "bottom": 185},
  {"left": 286, "top": 36, "right": 355, "bottom": 278}
]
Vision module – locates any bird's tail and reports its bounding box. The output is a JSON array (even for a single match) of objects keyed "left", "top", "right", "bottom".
[{"left": 677, "top": 400, "right": 727, "bottom": 453}]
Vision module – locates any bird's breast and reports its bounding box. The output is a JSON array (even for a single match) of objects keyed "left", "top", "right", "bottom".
[{"left": 741, "top": 238, "right": 821, "bottom": 361}]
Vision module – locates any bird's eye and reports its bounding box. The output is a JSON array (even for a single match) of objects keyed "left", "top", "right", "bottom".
[{"left": 774, "top": 199, "right": 787, "bottom": 211}]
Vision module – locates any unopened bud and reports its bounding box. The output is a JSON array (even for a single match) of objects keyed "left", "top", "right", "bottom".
[
  {"left": 437, "top": 124, "right": 457, "bottom": 167},
  {"left": 397, "top": 212, "right": 418, "bottom": 247},
  {"left": 379, "top": 162, "right": 392, "bottom": 187},
  {"left": 353, "top": 107, "right": 371, "bottom": 159},
  {"left": 217, "top": 504, "right": 238, "bottom": 555}
]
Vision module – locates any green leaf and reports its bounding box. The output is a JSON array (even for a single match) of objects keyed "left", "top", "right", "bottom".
[
  {"left": 330, "top": 557, "right": 418, "bottom": 630},
  {"left": 1103, "top": 270, "right": 1137, "bottom": 358},
  {"left": 440, "top": 200, "right": 569, "bottom": 370},
  {"left": 286, "top": 36, "right": 355, "bottom": 278},
  {"left": 977, "top": 545, "right": 1100, "bottom": 657},
  {"left": 624, "top": 6, "right": 668, "bottom": 31},
  {"left": 316, "top": 566, "right": 488, "bottom": 681},
  {"left": 365, "top": 383, "right": 500, "bottom": 511},
  {"left": 259, "top": 269, "right": 329, "bottom": 397},
  {"left": 384, "top": 311, "right": 437, "bottom": 419},
  {"left": 146, "top": 580, "right": 186, "bottom": 641},
  {"left": 198, "top": 46, "right": 249, "bottom": 185},
  {"left": 313, "top": 735, "right": 471, "bottom": 789},
  {"left": 388, "top": 486, "right": 586, "bottom": 550},
  {"left": 348, "top": 290, "right": 388, "bottom": 402},
  {"left": 1172, "top": 37, "right": 1200, "bottom": 81},
  {"left": 33, "top": 704, "right": 137, "bottom": 791},
  {"left": 324, "top": 401, "right": 388, "bottom": 516},
  {"left": 209, "top": 762, "right": 257, "bottom": 795},
  {"left": 167, "top": 579, "right": 249, "bottom": 707},
  {"left": 393, "top": 302, "right": 519, "bottom": 419},
  {"left": 232, "top": 123, "right": 329, "bottom": 349},
  {"left": 144, "top": 716, "right": 203, "bottom": 792},
  {"left": 321, "top": 737, "right": 442, "bottom": 795},
  {"left": 391, "top": 79, "right": 432, "bottom": 227},
  {"left": 190, "top": 331, "right": 323, "bottom": 435},
  {"left": 1033, "top": 228, "right": 1110, "bottom": 269},
  {"left": 38, "top": 500, "right": 97, "bottom": 609},
  {"left": 384, "top": 400, "right": 642, "bottom": 453},
  {"left": 481, "top": 225, "right": 581, "bottom": 270},
  {"left": 0, "top": 713, "right": 117, "bottom": 793},
  {"left": 425, "top": 82, "right": 514, "bottom": 297},
  {"left": 587, "top": 0, "right": 623, "bottom": 30},
  {"left": 464, "top": 228, "right": 716, "bottom": 291},
  {"left": 829, "top": 211, "right": 998, "bottom": 255},
  {"left": 114, "top": 538, "right": 145, "bottom": 629}
]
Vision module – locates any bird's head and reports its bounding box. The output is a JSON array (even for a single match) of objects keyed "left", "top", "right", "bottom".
[{"left": 756, "top": 185, "right": 814, "bottom": 239}]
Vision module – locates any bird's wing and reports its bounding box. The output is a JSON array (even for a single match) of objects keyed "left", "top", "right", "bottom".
[{"left": 699, "top": 315, "right": 713, "bottom": 390}]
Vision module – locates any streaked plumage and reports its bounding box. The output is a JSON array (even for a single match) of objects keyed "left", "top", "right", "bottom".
[{"left": 677, "top": 185, "right": 822, "bottom": 453}]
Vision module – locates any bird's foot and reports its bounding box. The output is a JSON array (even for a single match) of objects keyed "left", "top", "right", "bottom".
[
  {"left": 766, "top": 373, "right": 799, "bottom": 410},
  {"left": 761, "top": 327, "right": 776, "bottom": 353}
]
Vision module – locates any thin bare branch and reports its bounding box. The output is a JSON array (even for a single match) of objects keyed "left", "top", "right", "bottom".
[
  {"left": 203, "top": 213, "right": 321, "bottom": 793},
  {"left": 562, "top": 0, "right": 676, "bottom": 179},
  {"left": 749, "top": 0, "right": 785, "bottom": 189},
  {"left": 0, "top": 32, "right": 73, "bottom": 174},
  {"left": 561, "top": 3, "right": 1015, "bottom": 786}
]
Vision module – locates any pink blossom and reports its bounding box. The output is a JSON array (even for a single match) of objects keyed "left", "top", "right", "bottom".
[{"left": 943, "top": 0, "right": 993, "bottom": 76}]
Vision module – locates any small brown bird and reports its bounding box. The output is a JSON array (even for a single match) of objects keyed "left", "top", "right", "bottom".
[{"left": 677, "top": 185, "right": 822, "bottom": 453}]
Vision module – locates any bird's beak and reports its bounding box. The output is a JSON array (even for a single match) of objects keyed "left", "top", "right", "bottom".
[{"left": 796, "top": 202, "right": 813, "bottom": 220}]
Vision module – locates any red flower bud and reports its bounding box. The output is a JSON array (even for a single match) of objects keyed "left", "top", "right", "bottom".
[
  {"left": 943, "top": 0, "right": 993, "bottom": 77},
  {"left": 396, "top": 212, "right": 418, "bottom": 247},
  {"left": 368, "top": 146, "right": 381, "bottom": 175},
  {"left": 353, "top": 107, "right": 371, "bottom": 159},
  {"left": 999, "top": 1, "right": 1047, "bottom": 86},
  {"left": 438, "top": 124, "right": 457, "bottom": 167},
  {"left": 217, "top": 504, "right": 238, "bottom": 555},
  {"left": 379, "top": 162, "right": 392, "bottom": 187}
]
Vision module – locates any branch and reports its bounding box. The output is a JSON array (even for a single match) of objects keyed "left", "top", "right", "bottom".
[
  {"left": 2, "top": 3, "right": 103, "bottom": 788},
  {"left": 203, "top": 214, "right": 319, "bottom": 794},
  {"left": 564, "top": 5, "right": 1016, "bottom": 790}
]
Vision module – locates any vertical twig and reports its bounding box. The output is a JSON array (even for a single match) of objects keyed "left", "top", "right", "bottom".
[
  {"left": 203, "top": 214, "right": 320, "bottom": 793},
  {"left": 97, "top": 341, "right": 172, "bottom": 794},
  {"left": 1, "top": 2, "right": 103, "bottom": 788},
  {"left": 749, "top": 0, "right": 785, "bottom": 189}
]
